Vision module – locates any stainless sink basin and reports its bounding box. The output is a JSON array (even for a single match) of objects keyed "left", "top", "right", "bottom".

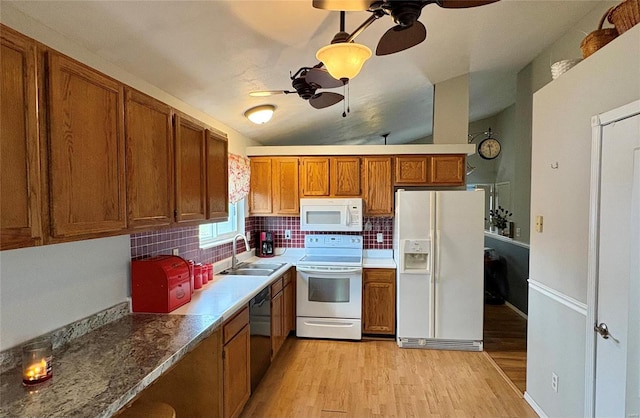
[
  {"left": 220, "top": 268, "right": 274, "bottom": 276},
  {"left": 219, "top": 261, "right": 285, "bottom": 276},
  {"left": 241, "top": 263, "right": 284, "bottom": 270}
]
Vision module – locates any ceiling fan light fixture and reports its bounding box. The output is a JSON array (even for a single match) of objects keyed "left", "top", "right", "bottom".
[
  {"left": 316, "top": 41, "right": 372, "bottom": 81},
  {"left": 244, "top": 105, "right": 275, "bottom": 124}
]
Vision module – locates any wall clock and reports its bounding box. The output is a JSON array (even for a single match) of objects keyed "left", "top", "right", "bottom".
[{"left": 478, "top": 137, "right": 501, "bottom": 160}]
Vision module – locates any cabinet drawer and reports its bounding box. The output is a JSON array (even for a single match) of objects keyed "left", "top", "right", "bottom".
[
  {"left": 271, "top": 277, "right": 284, "bottom": 296},
  {"left": 223, "top": 306, "right": 249, "bottom": 344}
]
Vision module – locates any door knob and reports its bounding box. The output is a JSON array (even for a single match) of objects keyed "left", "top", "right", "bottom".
[{"left": 594, "top": 322, "right": 610, "bottom": 339}]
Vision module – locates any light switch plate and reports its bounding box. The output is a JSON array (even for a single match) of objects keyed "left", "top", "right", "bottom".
[
  {"left": 376, "top": 233, "right": 384, "bottom": 243},
  {"left": 172, "top": 248, "right": 179, "bottom": 256}
]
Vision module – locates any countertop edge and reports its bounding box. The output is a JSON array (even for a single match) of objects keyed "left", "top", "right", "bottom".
[{"left": 99, "top": 316, "right": 222, "bottom": 418}]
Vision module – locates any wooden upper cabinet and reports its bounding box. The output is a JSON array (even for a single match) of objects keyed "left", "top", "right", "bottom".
[
  {"left": 272, "top": 157, "right": 299, "bottom": 215},
  {"left": 300, "top": 157, "right": 329, "bottom": 196},
  {"left": 429, "top": 154, "right": 465, "bottom": 185},
  {"left": 0, "top": 27, "right": 42, "bottom": 250},
  {"left": 174, "top": 112, "right": 207, "bottom": 223},
  {"left": 125, "top": 88, "right": 174, "bottom": 230},
  {"left": 250, "top": 157, "right": 299, "bottom": 216},
  {"left": 331, "top": 157, "right": 360, "bottom": 196},
  {"left": 206, "top": 130, "right": 229, "bottom": 222},
  {"left": 395, "top": 155, "right": 428, "bottom": 185},
  {"left": 249, "top": 157, "right": 273, "bottom": 215},
  {"left": 363, "top": 156, "right": 393, "bottom": 216},
  {"left": 300, "top": 156, "right": 360, "bottom": 197},
  {"left": 47, "top": 51, "right": 126, "bottom": 239}
]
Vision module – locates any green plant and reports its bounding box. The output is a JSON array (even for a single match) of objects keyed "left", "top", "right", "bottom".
[{"left": 488, "top": 206, "right": 512, "bottom": 230}]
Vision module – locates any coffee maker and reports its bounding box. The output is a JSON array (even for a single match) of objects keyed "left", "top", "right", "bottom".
[{"left": 256, "top": 231, "right": 275, "bottom": 258}]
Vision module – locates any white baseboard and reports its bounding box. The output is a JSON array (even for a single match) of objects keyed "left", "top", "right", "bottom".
[
  {"left": 505, "top": 301, "right": 528, "bottom": 320},
  {"left": 524, "top": 392, "right": 547, "bottom": 418}
]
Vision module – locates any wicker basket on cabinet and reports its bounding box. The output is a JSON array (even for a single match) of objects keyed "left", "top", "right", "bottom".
[
  {"left": 608, "top": 0, "right": 640, "bottom": 34},
  {"left": 580, "top": 8, "right": 618, "bottom": 58}
]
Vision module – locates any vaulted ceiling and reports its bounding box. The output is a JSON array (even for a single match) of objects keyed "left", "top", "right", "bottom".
[{"left": 5, "top": 1, "right": 601, "bottom": 145}]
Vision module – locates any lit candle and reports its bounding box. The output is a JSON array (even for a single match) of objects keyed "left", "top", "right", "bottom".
[{"left": 22, "top": 339, "right": 53, "bottom": 386}]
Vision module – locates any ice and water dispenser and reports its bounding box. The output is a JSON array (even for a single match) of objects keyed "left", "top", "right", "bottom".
[{"left": 400, "top": 239, "right": 431, "bottom": 274}]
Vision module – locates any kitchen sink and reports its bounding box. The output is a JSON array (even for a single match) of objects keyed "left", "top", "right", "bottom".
[
  {"left": 241, "top": 263, "right": 285, "bottom": 270},
  {"left": 219, "top": 261, "right": 285, "bottom": 276},
  {"left": 220, "top": 268, "right": 274, "bottom": 276}
]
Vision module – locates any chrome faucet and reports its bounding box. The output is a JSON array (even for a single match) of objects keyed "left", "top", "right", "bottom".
[{"left": 231, "top": 233, "right": 250, "bottom": 270}]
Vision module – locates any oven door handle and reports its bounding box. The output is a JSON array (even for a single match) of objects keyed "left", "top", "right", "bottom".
[{"left": 296, "top": 267, "right": 362, "bottom": 274}]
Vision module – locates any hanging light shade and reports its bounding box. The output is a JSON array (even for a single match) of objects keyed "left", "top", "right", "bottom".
[
  {"left": 244, "top": 105, "right": 275, "bottom": 124},
  {"left": 316, "top": 41, "right": 372, "bottom": 81}
]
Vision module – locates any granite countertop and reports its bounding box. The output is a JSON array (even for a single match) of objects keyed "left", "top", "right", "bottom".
[
  {"left": 0, "top": 256, "right": 298, "bottom": 418},
  {"left": 0, "top": 314, "right": 219, "bottom": 418}
]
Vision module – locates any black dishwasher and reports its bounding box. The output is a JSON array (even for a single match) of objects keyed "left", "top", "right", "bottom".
[{"left": 249, "top": 286, "right": 271, "bottom": 391}]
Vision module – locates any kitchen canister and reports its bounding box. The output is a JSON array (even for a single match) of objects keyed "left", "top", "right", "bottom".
[
  {"left": 201, "top": 264, "right": 209, "bottom": 285},
  {"left": 206, "top": 264, "right": 214, "bottom": 283},
  {"left": 193, "top": 264, "right": 203, "bottom": 290},
  {"left": 187, "top": 260, "right": 195, "bottom": 294}
]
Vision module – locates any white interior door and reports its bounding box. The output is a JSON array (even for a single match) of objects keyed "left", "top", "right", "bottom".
[{"left": 590, "top": 102, "right": 640, "bottom": 417}]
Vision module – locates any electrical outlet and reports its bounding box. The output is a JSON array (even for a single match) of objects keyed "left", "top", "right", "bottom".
[
  {"left": 172, "top": 248, "right": 179, "bottom": 256},
  {"left": 536, "top": 215, "right": 544, "bottom": 233},
  {"left": 284, "top": 230, "right": 291, "bottom": 240},
  {"left": 515, "top": 227, "right": 521, "bottom": 238},
  {"left": 551, "top": 372, "right": 558, "bottom": 392},
  {"left": 376, "top": 233, "right": 384, "bottom": 243}
]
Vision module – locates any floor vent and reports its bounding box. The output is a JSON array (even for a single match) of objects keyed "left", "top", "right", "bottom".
[{"left": 397, "top": 338, "right": 483, "bottom": 351}]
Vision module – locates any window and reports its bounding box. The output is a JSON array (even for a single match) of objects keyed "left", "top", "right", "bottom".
[{"left": 199, "top": 199, "right": 245, "bottom": 248}]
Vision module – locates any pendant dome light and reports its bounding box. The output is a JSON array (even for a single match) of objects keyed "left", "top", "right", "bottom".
[{"left": 316, "top": 11, "right": 371, "bottom": 82}]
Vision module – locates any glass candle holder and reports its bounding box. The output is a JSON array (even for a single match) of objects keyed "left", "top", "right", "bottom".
[{"left": 22, "top": 339, "right": 53, "bottom": 386}]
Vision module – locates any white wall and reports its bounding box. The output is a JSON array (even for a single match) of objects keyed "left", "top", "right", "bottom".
[
  {"left": 0, "top": 236, "right": 130, "bottom": 351},
  {"left": 528, "top": 16, "right": 640, "bottom": 417}
]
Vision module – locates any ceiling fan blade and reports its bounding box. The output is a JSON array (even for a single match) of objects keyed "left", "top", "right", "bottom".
[
  {"left": 309, "top": 92, "right": 344, "bottom": 109},
  {"left": 312, "top": 0, "right": 372, "bottom": 11},
  {"left": 376, "top": 20, "right": 427, "bottom": 56},
  {"left": 249, "top": 90, "right": 293, "bottom": 97},
  {"left": 438, "top": 0, "right": 499, "bottom": 8},
  {"left": 305, "top": 68, "right": 345, "bottom": 89}
]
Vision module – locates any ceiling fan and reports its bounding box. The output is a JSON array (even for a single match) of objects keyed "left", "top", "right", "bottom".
[
  {"left": 249, "top": 66, "right": 346, "bottom": 109},
  {"left": 313, "top": 0, "right": 499, "bottom": 55}
]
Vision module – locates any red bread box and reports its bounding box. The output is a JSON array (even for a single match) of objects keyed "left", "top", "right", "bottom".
[{"left": 131, "top": 255, "right": 191, "bottom": 313}]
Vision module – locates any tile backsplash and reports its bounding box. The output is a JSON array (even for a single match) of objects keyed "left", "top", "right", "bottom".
[
  {"left": 130, "top": 216, "right": 393, "bottom": 262},
  {"left": 253, "top": 216, "right": 393, "bottom": 249}
]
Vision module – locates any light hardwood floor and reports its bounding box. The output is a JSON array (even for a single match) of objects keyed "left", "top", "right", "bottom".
[
  {"left": 241, "top": 337, "right": 536, "bottom": 417},
  {"left": 483, "top": 303, "right": 528, "bottom": 394}
]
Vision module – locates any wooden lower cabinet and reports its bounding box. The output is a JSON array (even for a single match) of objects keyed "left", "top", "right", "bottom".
[
  {"left": 271, "top": 278, "right": 285, "bottom": 359},
  {"left": 223, "top": 307, "right": 251, "bottom": 418},
  {"left": 283, "top": 268, "right": 295, "bottom": 335},
  {"left": 271, "top": 267, "right": 295, "bottom": 359},
  {"left": 362, "top": 268, "right": 396, "bottom": 335},
  {"left": 116, "top": 329, "right": 223, "bottom": 418}
]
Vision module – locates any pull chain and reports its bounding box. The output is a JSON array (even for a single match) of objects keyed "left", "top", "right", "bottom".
[{"left": 342, "top": 79, "right": 350, "bottom": 118}]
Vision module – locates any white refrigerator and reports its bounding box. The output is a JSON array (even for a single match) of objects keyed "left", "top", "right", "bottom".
[{"left": 394, "top": 189, "right": 485, "bottom": 351}]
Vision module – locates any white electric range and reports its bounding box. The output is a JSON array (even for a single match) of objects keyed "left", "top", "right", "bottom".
[{"left": 296, "top": 234, "right": 363, "bottom": 340}]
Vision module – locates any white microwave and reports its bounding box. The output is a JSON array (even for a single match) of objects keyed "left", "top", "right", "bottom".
[{"left": 299, "top": 198, "right": 363, "bottom": 232}]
